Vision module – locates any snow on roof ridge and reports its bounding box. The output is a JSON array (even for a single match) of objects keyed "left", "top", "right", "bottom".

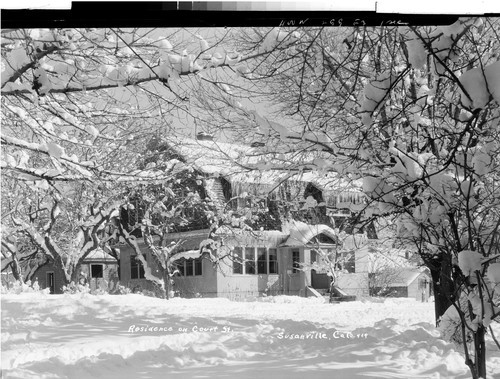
[
  {"left": 389, "top": 268, "right": 429, "bottom": 287},
  {"left": 165, "top": 136, "right": 363, "bottom": 194},
  {"left": 281, "top": 220, "right": 339, "bottom": 247}
]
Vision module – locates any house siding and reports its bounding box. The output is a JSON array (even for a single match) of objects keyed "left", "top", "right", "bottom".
[
  {"left": 174, "top": 258, "right": 217, "bottom": 297},
  {"left": 118, "top": 242, "right": 218, "bottom": 297},
  {"left": 82, "top": 262, "right": 119, "bottom": 292},
  {"left": 32, "top": 263, "right": 65, "bottom": 294},
  {"left": 216, "top": 255, "right": 283, "bottom": 300},
  {"left": 336, "top": 272, "right": 370, "bottom": 297},
  {"left": 407, "top": 273, "right": 431, "bottom": 301},
  {"left": 119, "top": 245, "right": 161, "bottom": 293}
]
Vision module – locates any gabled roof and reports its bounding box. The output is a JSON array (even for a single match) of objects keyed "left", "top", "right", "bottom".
[
  {"left": 84, "top": 249, "right": 117, "bottom": 262},
  {"left": 281, "top": 221, "right": 339, "bottom": 247},
  {"left": 166, "top": 136, "right": 363, "bottom": 194},
  {"left": 389, "top": 269, "right": 430, "bottom": 287}
]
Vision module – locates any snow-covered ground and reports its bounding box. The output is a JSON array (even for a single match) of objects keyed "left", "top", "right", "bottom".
[{"left": 2, "top": 294, "right": 499, "bottom": 379}]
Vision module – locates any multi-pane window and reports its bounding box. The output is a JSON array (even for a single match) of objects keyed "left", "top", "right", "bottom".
[
  {"left": 186, "top": 259, "right": 194, "bottom": 276},
  {"left": 131, "top": 255, "right": 145, "bottom": 279},
  {"left": 233, "top": 247, "right": 243, "bottom": 274},
  {"left": 233, "top": 247, "right": 279, "bottom": 275},
  {"left": 257, "top": 248, "right": 267, "bottom": 274},
  {"left": 195, "top": 258, "right": 202, "bottom": 276},
  {"left": 292, "top": 249, "right": 300, "bottom": 273},
  {"left": 177, "top": 261, "right": 185, "bottom": 276},
  {"left": 268, "top": 249, "right": 278, "bottom": 274},
  {"left": 176, "top": 258, "right": 203, "bottom": 276},
  {"left": 245, "top": 247, "right": 256, "bottom": 274}
]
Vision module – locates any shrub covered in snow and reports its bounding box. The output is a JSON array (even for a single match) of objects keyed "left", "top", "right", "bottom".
[
  {"left": 1, "top": 280, "right": 50, "bottom": 295},
  {"left": 62, "top": 282, "right": 90, "bottom": 295}
]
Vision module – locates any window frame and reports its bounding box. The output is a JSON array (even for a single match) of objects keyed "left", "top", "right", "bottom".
[
  {"left": 245, "top": 247, "right": 256, "bottom": 275},
  {"left": 268, "top": 248, "right": 278, "bottom": 274},
  {"left": 233, "top": 247, "right": 279, "bottom": 275},
  {"left": 90, "top": 264, "right": 104, "bottom": 279},
  {"left": 232, "top": 247, "right": 243, "bottom": 274},
  {"left": 257, "top": 248, "right": 267, "bottom": 274},
  {"left": 292, "top": 249, "right": 300, "bottom": 273},
  {"left": 175, "top": 257, "right": 203, "bottom": 277},
  {"left": 131, "top": 255, "right": 146, "bottom": 279}
]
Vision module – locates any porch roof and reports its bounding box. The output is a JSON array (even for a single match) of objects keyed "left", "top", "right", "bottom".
[
  {"left": 84, "top": 249, "right": 117, "bottom": 263},
  {"left": 281, "top": 221, "right": 339, "bottom": 247},
  {"left": 215, "top": 226, "right": 288, "bottom": 248}
]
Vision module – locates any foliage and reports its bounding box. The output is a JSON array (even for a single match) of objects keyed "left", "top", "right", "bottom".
[
  {"left": 0, "top": 279, "right": 49, "bottom": 295},
  {"left": 2, "top": 23, "right": 499, "bottom": 378},
  {"left": 62, "top": 282, "right": 91, "bottom": 294},
  {"left": 189, "top": 20, "right": 500, "bottom": 379}
]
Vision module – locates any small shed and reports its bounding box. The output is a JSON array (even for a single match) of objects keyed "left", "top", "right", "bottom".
[
  {"left": 372, "top": 269, "right": 431, "bottom": 301},
  {"left": 79, "top": 249, "right": 119, "bottom": 293},
  {"left": 31, "top": 249, "right": 119, "bottom": 294}
]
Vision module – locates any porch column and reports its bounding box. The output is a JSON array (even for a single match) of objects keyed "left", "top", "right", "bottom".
[{"left": 304, "top": 248, "right": 311, "bottom": 287}]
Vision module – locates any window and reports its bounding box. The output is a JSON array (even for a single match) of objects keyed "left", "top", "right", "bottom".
[
  {"left": 176, "top": 260, "right": 185, "bottom": 276},
  {"left": 316, "top": 233, "right": 337, "bottom": 244},
  {"left": 257, "top": 248, "right": 267, "bottom": 274},
  {"left": 233, "top": 247, "right": 279, "bottom": 275},
  {"left": 91, "top": 264, "right": 103, "bottom": 278},
  {"left": 131, "top": 255, "right": 145, "bottom": 279},
  {"left": 186, "top": 259, "right": 194, "bottom": 276},
  {"left": 233, "top": 247, "right": 243, "bottom": 274},
  {"left": 245, "top": 247, "right": 256, "bottom": 274},
  {"left": 194, "top": 258, "right": 203, "bottom": 276},
  {"left": 176, "top": 258, "right": 203, "bottom": 277},
  {"left": 268, "top": 248, "right": 278, "bottom": 274},
  {"left": 292, "top": 249, "right": 300, "bottom": 273}
]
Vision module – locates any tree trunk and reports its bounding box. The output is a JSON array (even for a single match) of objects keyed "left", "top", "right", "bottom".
[
  {"left": 474, "top": 325, "right": 487, "bottom": 379},
  {"left": 163, "top": 270, "right": 170, "bottom": 300},
  {"left": 53, "top": 255, "right": 71, "bottom": 287},
  {"left": 10, "top": 253, "right": 23, "bottom": 283},
  {"left": 427, "top": 253, "right": 454, "bottom": 324}
]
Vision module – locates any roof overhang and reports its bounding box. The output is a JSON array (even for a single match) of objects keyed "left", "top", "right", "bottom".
[{"left": 281, "top": 221, "right": 339, "bottom": 247}]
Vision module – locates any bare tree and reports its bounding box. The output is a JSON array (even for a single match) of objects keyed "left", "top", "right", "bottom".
[{"left": 188, "top": 20, "right": 500, "bottom": 378}]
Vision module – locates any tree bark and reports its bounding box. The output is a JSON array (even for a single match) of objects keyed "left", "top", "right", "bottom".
[
  {"left": 475, "top": 324, "right": 487, "bottom": 378},
  {"left": 10, "top": 253, "right": 23, "bottom": 283},
  {"left": 163, "top": 270, "right": 171, "bottom": 300},
  {"left": 427, "top": 253, "right": 454, "bottom": 324}
]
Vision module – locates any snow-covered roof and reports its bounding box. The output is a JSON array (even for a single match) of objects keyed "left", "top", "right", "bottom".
[
  {"left": 167, "top": 136, "right": 363, "bottom": 193},
  {"left": 215, "top": 226, "right": 287, "bottom": 248},
  {"left": 281, "top": 221, "right": 338, "bottom": 247},
  {"left": 389, "top": 269, "right": 429, "bottom": 287},
  {"left": 172, "top": 249, "right": 202, "bottom": 261},
  {"left": 84, "top": 249, "right": 117, "bottom": 262}
]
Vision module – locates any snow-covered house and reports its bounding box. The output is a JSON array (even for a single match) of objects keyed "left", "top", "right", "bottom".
[
  {"left": 117, "top": 221, "right": 346, "bottom": 299},
  {"left": 117, "top": 135, "right": 369, "bottom": 299},
  {"left": 32, "top": 249, "right": 119, "bottom": 294},
  {"left": 335, "top": 241, "right": 432, "bottom": 301}
]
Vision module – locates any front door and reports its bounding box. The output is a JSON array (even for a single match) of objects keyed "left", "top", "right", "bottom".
[
  {"left": 310, "top": 250, "right": 330, "bottom": 289},
  {"left": 46, "top": 272, "right": 55, "bottom": 294},
  {"left": 90, "top": 264, "right": 104, "bottom": 291}
]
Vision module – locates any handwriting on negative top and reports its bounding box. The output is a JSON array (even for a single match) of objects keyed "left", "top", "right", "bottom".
[{"left": 278, "top": 18, "right": 410, "bottom": 27}]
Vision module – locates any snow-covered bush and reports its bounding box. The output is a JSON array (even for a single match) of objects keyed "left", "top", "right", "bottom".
[
  {"left": 112, "top": 284, "right": 132, "bottom": 295},
  {"left": 1, "top": 280, "right": 50, "bottom": 295},
  {"left": 62, "top": 282, "right": 90, "bottom": 295}
]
